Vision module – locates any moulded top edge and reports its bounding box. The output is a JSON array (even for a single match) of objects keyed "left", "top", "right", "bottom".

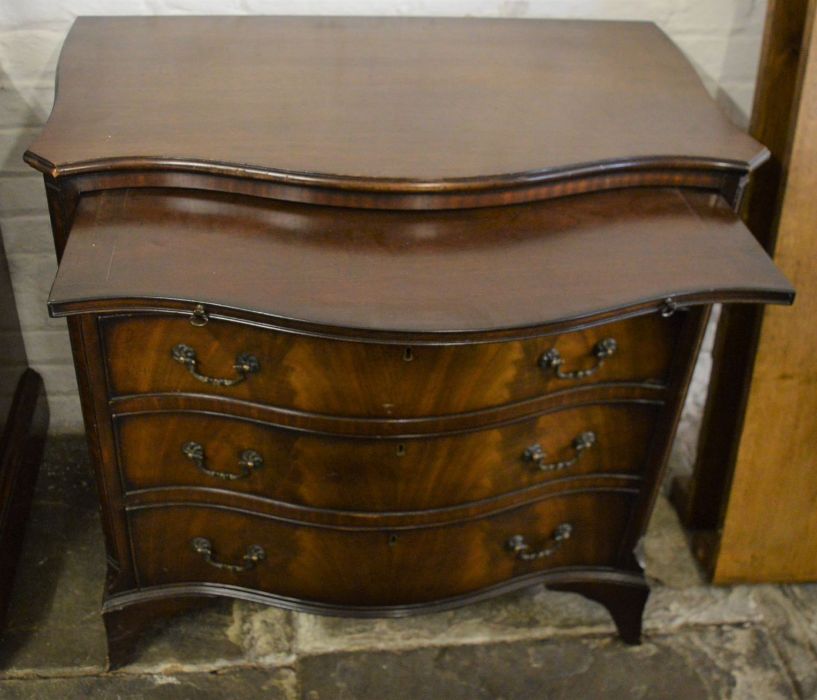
[{"left": 25, "top": 16, "right": 766, "bottom": 206}]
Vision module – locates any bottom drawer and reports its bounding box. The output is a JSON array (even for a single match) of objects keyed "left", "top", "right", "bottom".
[{"left": 129, "top": 490, "right": 635, "bottom": 607}]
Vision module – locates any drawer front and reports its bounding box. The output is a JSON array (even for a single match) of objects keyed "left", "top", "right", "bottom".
[
  {"left": 129, "top": 491, "right": 634, "bottom": 606},
  {"left": 102, "top": 312, "right": 681, "bottom": 417},
  {"left": 116, "top": 403, "right": 658, "bottom": 511}
]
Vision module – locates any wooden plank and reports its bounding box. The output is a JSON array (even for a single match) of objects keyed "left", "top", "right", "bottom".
[
  {"left": 674, "top": 0, "right": 811, "bottom": 536},
  {"left": 713, "top": 0, "right": 817, "bottom": 582}
]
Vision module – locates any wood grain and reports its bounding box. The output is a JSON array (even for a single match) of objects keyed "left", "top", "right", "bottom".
[
  {"left": 25, "top": 17, "right": 766, "bottom": 209},
  {"left": 115, "top": 403, "right": 658, "bottom": 512},
  {"left": 102, "top": 312, "right": 680, "bottom": 417},
  {"left": 109, "top": 383, "right": 667, "bottom": 439},
  {"left": 49, "top": 188, "right": 793, "bottom": 334},
  {"left": 712, "top": 0, "right": 817, "bottom": 583},
  {"left": 28, "top": 17, "right": 796, "bottom": 664},
  {"left": 127, "top": 490, "right": 636, "bottom": 607},
  {"left": 678, "top": 0, "right": 812, "bottom": 533}
]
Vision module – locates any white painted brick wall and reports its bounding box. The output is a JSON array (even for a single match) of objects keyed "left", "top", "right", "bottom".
[{"left": 0, "top": 0, "right": 767, "bottom": 434}]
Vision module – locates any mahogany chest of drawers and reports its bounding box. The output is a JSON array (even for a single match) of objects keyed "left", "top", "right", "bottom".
[{"left": 26, "top": 17, "right": 793, "bottom": 668}]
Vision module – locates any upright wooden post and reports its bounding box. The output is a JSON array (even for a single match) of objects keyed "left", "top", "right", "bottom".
[{"left": 677, "top": 0, "right": 817, "bottom": 581}]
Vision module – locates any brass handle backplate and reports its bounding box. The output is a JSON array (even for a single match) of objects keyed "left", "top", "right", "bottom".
[
  {"left": 171, "top": 343, "right": 260, "bottom": 387},
  {"left": 523, "top": 431, "right": 596, "bottom": 472},
  {"left": 191, "top": 537, "right": 265, "bottom": 572},
  {"left": 182, "top": 441, "right": 263, "bottom": 481},
  {"left": 539, "top": 337, "right": 618, "bottom": 380},
  {"left": 506, "top": 523, "right": 573, "bottom": 561}
]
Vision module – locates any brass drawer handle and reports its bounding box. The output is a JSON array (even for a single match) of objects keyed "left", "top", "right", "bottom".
[
  {"left": 523, "top": 431, "right": 596, "bottom": 472},
  {"left": 539, "top": 337, "right": 617, "bottom": 380},
  {"left": 171, "top": 343, "right": 260, "bottom": 387},
  {"left": 507, "top": 523, "right": 573, "bottom": 561},
  {"left": 181, "top": 441, "right": 263, "bottom": 481},
  {"left": 190, "top": 537, "right": 265, "bottom": 572}
]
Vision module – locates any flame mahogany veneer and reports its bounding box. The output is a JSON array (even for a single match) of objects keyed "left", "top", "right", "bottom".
[{"left": 27, "top": 17, "right": 793, "bottom": 669}]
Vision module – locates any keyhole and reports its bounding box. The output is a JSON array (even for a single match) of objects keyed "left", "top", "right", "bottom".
[
  {"left": 396, "top": 443, "right": 406, "bottom": 457},
  {"left": 388, "top": 534, "right": 399, "bottom": 547},
  {"left": 189, "top": 304, "right": 209, "bottom": 327},
  {"left": 402, "top": 347, "right": 414, "bottom": 362}
]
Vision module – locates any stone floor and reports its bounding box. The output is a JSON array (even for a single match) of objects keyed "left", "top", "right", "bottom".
[{"left": 0, "top": 437, "right": 816, "bottom": 699}]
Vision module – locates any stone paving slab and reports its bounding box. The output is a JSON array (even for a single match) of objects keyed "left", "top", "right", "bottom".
[
  {"left": 751, "top": 585, "right": 817, "bottom": 699},
  {"left": 0, "top": 439, "right": 254, "bottom": 677},
  {"left": 298, "top": 626, "right": 798, "bottom": 700},
  {"left": 1, "top": 436, "right": 816, "bottom": 698},
  {"left": 783, "top": 583, "right": 817, "bottom": 634},
  {"left": 124, "top": 600, "right": 253, "bottom": 674},
  {"left": 0, "top": 667, "right": 296, "bottom": 699},
  {"left": 292, "top": 586, "right": 612, "bottom": 657},
  {"left": 0, "top": 438, "right": 107, "bottom": 674}
]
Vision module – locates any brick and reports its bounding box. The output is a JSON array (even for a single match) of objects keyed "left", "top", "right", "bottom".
[
  {"left": 0, "top": 4, "right": 149, "bottom": 26},
  {"left": 18, "top": 328, "right": 72, "bottom": 364},
  {"left": 0, "top": 176, "right": 48, "bottom": 213},
  {"left": 701, "top": 307, "right": 721, "bottom": 353},
  {"left": 34, "top": 362, "right": 79, "bottom": 396},
  {"left": 4, "top": 251, "right": 57, "bottom": 330},
  {"left": 144, "top": 0, "right": 245, "bottom": 13},
  {"left": 0, "top": 213, "right": 53, "bottom": 254},
  {"left": 45, "top": 394, "right": 84, "bottom": 434},
  {"left": 0, "top": 84, "right": 53, "bottom": 127},
  {"left": 662, "top": 2, "right": 745, "bottom": 34},
  {"left": 299, "top": 627, "right": 797, "bottom": 700},
  {"left": 0, "top": 27, "right": 67, "bottom": 86},
  {"left": 0, "top": 126, "right": 41, "bottom": 173}
]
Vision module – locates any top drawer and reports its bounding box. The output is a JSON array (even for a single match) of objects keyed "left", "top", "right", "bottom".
[{"left": 101, "top": 311, "right": 682, "bottom": 418}]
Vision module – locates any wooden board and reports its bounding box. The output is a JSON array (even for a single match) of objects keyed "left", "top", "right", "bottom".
[
  {"left": 671, "top": 0, "right": 813, "bottom": 534},
  {"left": 710, "top": 0, "right": 817, "bottom": 582}
]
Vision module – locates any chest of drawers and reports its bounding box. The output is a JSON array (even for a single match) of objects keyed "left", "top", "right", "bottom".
[{"left": 26, "top": 17, "right": 793, "bottom": 668}]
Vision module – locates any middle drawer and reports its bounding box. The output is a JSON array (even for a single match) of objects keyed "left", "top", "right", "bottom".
[{"left": 115, "top": 402, "right": 658, "bottom": 511}]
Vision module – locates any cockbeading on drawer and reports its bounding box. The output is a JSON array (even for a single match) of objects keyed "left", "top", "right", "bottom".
[{"left": 101, "top": 312, "right": 682, "bottom": 418}]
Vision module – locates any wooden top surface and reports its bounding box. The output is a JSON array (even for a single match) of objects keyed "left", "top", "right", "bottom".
[
  {"left": 26, "top": 17, "right": 765, "bottom": 204},
  {"left": 48, "top": 187, "right": 793, "bottom": 337}
]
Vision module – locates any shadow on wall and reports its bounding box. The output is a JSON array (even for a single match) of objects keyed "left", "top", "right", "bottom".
[
  {"left": 0, "top": 48, "right": 81, "bottom": 432},
  {"left": 0, "top": 58, "right": 56, "bottom": 171},
  {"left": 716, "top": 0, "right": 766, "bottom": 128},
  {"left": 665, "top": 0, "right": 766, "bottom": 487},
  {"left": 0, "top": 63, "right": 42, "bottom": 413},
  {"left": 0, "top": 218, "right": 28, "bottom": 419},
  {"left": 0, "top": 55, "right": 57, "bottom": 267}
]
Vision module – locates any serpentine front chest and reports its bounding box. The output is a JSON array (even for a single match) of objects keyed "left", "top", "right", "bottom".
[{"left": 26, "top": 16, "right": 793, "bottom": 669}]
